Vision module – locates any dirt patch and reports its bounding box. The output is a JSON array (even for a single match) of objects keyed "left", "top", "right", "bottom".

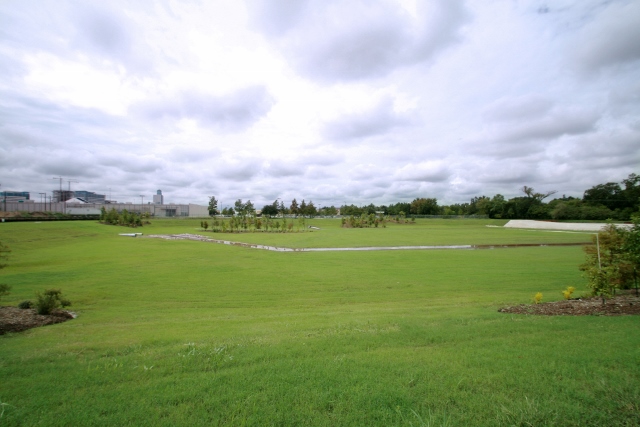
[
  {"left": 0, "top": 306, "right": 75, "bottom": 335},
  {"left": 499, "top": 290, "right": 640, "bottom": 316}
]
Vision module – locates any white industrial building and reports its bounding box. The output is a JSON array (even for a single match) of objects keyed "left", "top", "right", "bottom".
[{"left": 2, "top": 201, "right": 209, "bottom": 217}]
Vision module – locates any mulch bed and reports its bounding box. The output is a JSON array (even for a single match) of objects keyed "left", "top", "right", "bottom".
[
  {"left": 499, "top": 290, "right": 640, "bottom": 316},
  {"left": 0, "top": 307, "right": 75, "bottom": 335}
]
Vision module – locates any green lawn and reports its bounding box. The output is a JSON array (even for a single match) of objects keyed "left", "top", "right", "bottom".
[
  {"left": 142, "top": 217, "right": 592, "bottom": 247},
  {"left": 0, "top": 219, "right": 638, "bottom": 426}
]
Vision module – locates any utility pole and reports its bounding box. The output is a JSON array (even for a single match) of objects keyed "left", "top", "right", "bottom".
[
  {"left": 140, "top": 195, "right": 144, "bottom": 205},
  {"left": 39, "top": 193, "right": 46, "bottom": 210},
  {"left": 52, "top": 177, "right": 63, "bottom": 199}
]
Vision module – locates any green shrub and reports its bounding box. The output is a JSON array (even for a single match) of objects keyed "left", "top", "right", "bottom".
[
  {"left": 35, "top": 289, "right": 71, "bottom": 315},
  {"left": 18, "top": 300, "right": 33, "bottom": 309},
  {"left": 533, "top": 292, "right": 543, "bottom": 304},
  {"left": 562, "top": 286, "right": 576, "bottom": 300}
]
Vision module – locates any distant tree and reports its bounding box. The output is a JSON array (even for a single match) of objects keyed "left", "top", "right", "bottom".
[
  {"left": 387, "top": 202, "right": 411, "bottom": 216},
  {"left": 290, "top": 198, "right": 299, "bottom": 216},
  {"left": 319, "top": 205, "right": 338, "bottom": 216},
  {"left": 234, "top": 199, "right": 245, "bottom": 216},
  {"left": 622, "top": 173, "right": 640, "bottom": 202},
  {"left": 245, "top": 200, "right": 255, "bottom": 215},
  {"left": 261, "top": 204, "right": 278, "bottom": 217},
  {"left": 271, "top": 199, "right": 280, "bottom": 215},
  {"left": 279, "top": 200, "right": 287, "bottom": 214},
  {"left": 299, "top": 199, "right": 307, "bottom": 215},
  {"left": 341, "top": 204, "right": 364, "bottom": 216},
  {"left": 521, "top": 186, "right": 557, "bottom": 201},
  {"left": 583, "top": 182, "right": 623, "bottom": 211},
  {"left": 208, "top": 196, "right": 219, "bottom": 216},
  {"left": 307, "top": 200, "right": 317, "bottom": 217},
  {"left": 468, "top": 196, "right": 491, "bottom": 215},
  {"left": 410, "top": 198, "right": 440, "bottom": 215},
  {"left": 504, "top": 188, "right": 554, "bottom": 219},
  {"left": 489, "top": 194, "right": 506, "bottom": 218}
]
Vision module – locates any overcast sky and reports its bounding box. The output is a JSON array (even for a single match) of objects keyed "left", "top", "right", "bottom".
[{"left": 1, "top": 0, "right": 638, "bottom": 208}]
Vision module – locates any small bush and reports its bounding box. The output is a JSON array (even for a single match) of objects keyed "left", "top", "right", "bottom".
[
  {"left": 35, "top": 289, "right": 71, "bottom": 315},
  {"left": 533, "top": 292, "right": 543, "bottom": 304},
  {"left": 562, "top": 286, "right": 576, "bottom": 300},
  {"left": 18, "top": 300, "right": 33, "bottom": 309}
]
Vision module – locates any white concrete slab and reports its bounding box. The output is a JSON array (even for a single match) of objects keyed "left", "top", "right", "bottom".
[{"left": 503, "top": 220, "right": 630, "bottom": 232}]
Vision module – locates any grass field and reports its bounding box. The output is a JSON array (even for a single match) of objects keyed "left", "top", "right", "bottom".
[{"left": 1, "top": 219, "right": 638, "bottom": 426}]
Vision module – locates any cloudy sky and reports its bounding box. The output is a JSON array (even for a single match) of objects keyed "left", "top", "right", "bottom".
[{"left": 1, "top": 0, "right": 639, "bottom": 209}]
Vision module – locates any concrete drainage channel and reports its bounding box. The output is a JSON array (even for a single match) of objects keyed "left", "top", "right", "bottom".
[{"left": 144, "top": 233, "right": 590, "bottom": 252}]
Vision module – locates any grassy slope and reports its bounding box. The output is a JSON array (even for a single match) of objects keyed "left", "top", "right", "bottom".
[{"left": 0, "top": 220, "right": 638, "bottom": 426}]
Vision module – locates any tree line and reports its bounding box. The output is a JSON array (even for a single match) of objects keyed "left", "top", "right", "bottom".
[{"left": 207, "top": 173, "right": 639, "bottom": 221}]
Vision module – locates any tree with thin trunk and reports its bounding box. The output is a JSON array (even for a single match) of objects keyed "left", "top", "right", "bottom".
[{"left": 290, "top": 199, "right": 299, "bottom": 216}]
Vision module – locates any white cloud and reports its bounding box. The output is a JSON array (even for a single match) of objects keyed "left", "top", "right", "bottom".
[
  {"left": 394, "top": 162, "right": 450, "bottom": 182},
  {"left": 250, "top": 0, "right": 469, "bottom": 81},
  {"left": 134, "top": 86, "right": 275, "bottom": 132},
  {"left": 322, "top": 96, "right": 412, "bottom": 140},
  {"left": 572, "top": 1, "right": 640, "bottom": 72},
  {"left": 0, "top": 0, "right": 638, "bottom": 207}
]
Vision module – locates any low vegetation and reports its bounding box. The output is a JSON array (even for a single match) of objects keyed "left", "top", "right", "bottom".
[
  {"left": 580, "top": 219, "right": 640, "bottom": 300},
  {"left": 34, "top": 289, "right": 71, "bottom": 315},
  {"left": 100, "top": 207, "right": 150, "bottom": 227}
]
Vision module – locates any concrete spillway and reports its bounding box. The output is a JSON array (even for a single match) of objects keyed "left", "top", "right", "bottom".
[{"left": 144, "top": 233, "right": 588, "bottom": 252}]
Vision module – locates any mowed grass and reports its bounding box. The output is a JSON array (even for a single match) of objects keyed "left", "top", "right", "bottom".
[
  {"left": 0, "top": 219, "right": 638, "bottom": 426},
  {"left": 141, "top": 217, "right": 592, "bottom": 248}
]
